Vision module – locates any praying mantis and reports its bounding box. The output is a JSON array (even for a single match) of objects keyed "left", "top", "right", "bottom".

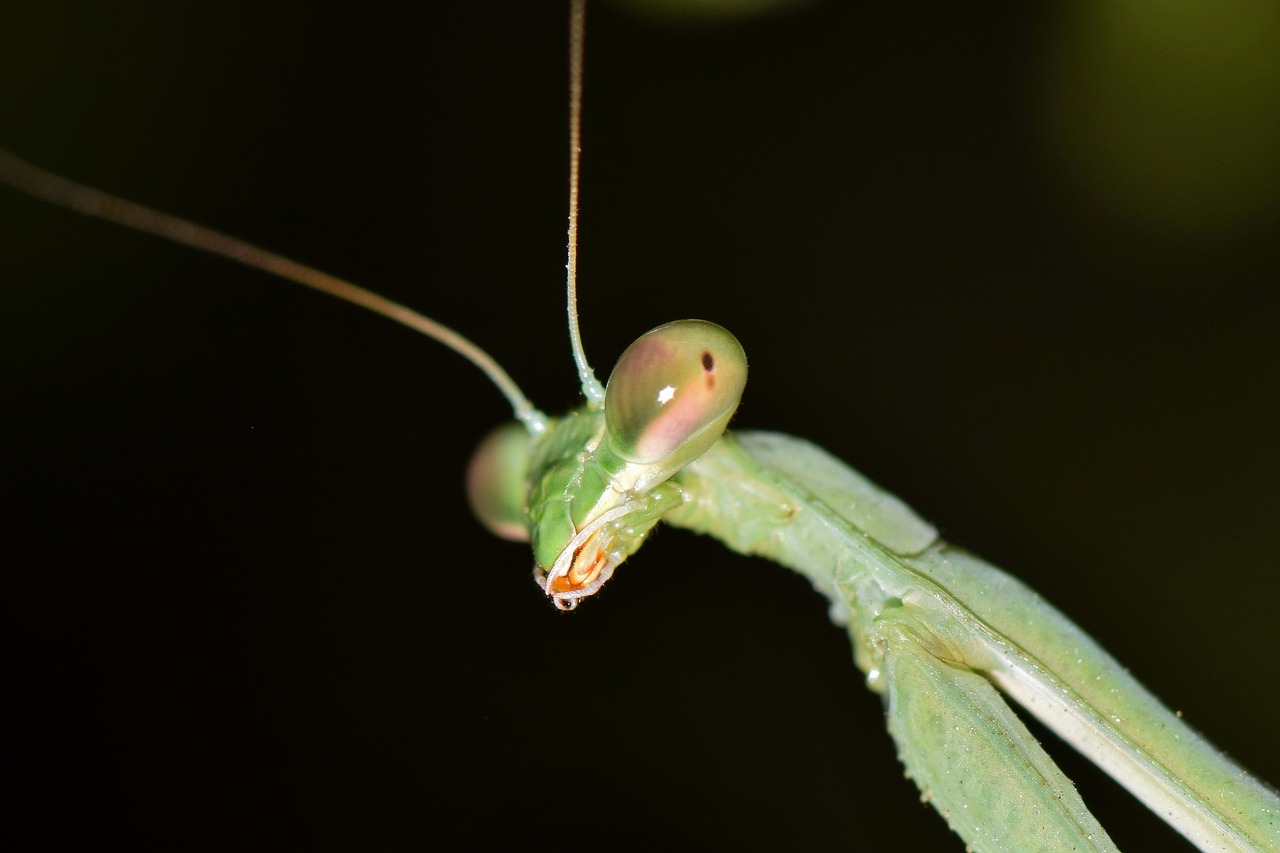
[{"left": 4, "top": 2, "right": 1279, "bottom": 849}]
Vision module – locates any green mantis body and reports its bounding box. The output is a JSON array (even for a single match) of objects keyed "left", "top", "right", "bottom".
[
  {"left": 3, "top": 2, "right": 1279, "bottom": 849},
  {"left": 674, "top": 431, "right": 1280, "bottom": 848}
]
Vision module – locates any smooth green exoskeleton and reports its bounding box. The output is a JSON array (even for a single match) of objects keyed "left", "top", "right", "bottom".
[{"left": 3, "top": 1, "right": 1277, "bottom": 850}]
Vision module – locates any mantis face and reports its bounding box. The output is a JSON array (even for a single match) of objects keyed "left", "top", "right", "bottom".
[{"left": 466, "top": 319, "right": 747, "bottom": 608}]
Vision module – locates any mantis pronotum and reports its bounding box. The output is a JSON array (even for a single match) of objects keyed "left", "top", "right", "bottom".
[{"left": 3, "top": 2, "right": 1279, "bottom": 848}]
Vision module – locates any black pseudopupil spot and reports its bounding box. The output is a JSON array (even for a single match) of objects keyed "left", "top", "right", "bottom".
[{"left": 701, "top": 351, "right": 714, "bottom": 372}]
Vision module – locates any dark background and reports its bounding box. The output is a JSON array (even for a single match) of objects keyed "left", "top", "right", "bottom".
[{"left": 2, "top": 2, "right": 1278, "bottom": 850}]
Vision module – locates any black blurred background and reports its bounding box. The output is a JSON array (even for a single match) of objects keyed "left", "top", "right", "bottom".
[{"left": 2, "top": 1, "right": 1278, "bottom": 849}]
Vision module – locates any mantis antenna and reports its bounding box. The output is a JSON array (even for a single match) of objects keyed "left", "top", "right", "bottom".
[
  {"left": 0, "top": 146, "right": 548, "bottom": 434},
  {"left": 566, "top": 0, "right": 607, "bottom": 408},
  {"left": 3, "top": 2, "right": 603, "bottom": 427}
]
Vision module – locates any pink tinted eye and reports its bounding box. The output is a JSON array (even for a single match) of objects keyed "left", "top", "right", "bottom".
[
  {"left": 465, "top": 422, "right": 532, "bottom": 542},
  {"left": 604, "top": 320, "right": 747, "bottom": 466}
]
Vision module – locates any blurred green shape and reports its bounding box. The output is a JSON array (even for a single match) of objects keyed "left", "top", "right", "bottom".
[{"left": 1043, "top": 0, "right": 1280, "bottom": 234}]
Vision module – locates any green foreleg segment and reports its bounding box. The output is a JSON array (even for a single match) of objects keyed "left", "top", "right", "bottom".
[{"left": 875, "top": 606, "right": 1117, "bottom": 851}]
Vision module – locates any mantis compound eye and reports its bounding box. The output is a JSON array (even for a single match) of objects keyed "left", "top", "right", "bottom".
[
  {"left": 604, "top": 319, "right": 747, "bottom": 469},
  {"left": 465, "top": 421, "right": 532, "bottom": 542}
]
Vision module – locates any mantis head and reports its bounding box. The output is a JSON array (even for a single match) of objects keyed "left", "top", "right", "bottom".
[{"left": 466, "top": 320, "right": 747, "bottom": 609}]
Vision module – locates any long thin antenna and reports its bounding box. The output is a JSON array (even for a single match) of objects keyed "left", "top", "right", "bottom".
[
  {"left": 0, "top": 146, "right": 548, "bottom": 433},
  {"left": 566, "top": 0, "right": 606, "bottom": 408}
]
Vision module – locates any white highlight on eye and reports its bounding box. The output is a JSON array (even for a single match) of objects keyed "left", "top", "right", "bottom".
[{"left": 657, "top": 385, "right": 676, "bottom": 405}]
